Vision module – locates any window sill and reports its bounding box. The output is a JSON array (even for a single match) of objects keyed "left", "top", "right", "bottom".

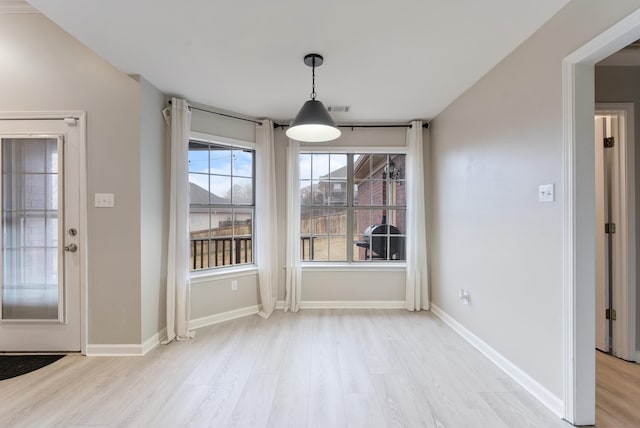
[
  {"left": 301, "top": 262, "right": 406, "bottom": 272},
  {"left": 190, "top": 265, "right": 258, "bottom": 285}
]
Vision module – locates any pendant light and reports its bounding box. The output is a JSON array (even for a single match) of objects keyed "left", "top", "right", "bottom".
[{"left": 286, "top": 53, "right": 341, "bottom": 142}]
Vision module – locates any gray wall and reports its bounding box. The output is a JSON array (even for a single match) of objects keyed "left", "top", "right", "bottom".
[
  {"left": 191, "top": 105, "right": 255, "bottom": 142},
  {"left": 595, "top": 65, "right": 640, "bottom": 351},
  {"left": 430, "top": 0, "right": 640, "bottom": 399},
  {"left": 191, "top": 273, "right": 260, "bottom": 319},
  {"left": 301, "top": 269, "right": 405, "bottom": 302},
  {"left": 139, "top": 77, "right": 168, "bottom": 342},
  {"left": 0, "top": 13, "right": 169, "bottom": 346}
]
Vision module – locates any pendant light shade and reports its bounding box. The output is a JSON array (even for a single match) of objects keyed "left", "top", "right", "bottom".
[
  {"left": 286, "top": 53, "right": 341, "bottom": 142},
  {"left": 286, "top": 99, "right": 341, "bottom": 142}
]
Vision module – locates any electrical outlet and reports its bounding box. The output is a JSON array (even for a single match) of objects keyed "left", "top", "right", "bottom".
[
  {"left": 231, "top": 280, "right": 238, "bottom": 291},
  {"left": 538, "top": 184, "right": 554, "bottom": 202},
  {"left": 95, "top": 193, "right": 115, "bottom": 207},
  {"left": 459, "top": 289, "right": 470, "bottom": 305}
]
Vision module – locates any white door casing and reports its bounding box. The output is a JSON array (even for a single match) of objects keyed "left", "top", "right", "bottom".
[
  {"left": 563, "top": 9, "right": 640, "bottom": 425},
  {"left": 0, "top": 113, "right": 87, "bottom": 353}
]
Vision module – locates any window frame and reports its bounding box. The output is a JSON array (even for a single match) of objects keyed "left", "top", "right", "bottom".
[
  {"left": 188, "top": 132, "right": 256, "bottom": 276},
  {"left": 299, "top": 146, "right": 407, "bottom": 265}
]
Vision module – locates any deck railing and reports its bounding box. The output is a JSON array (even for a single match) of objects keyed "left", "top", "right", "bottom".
[{"left": 190, "top": 237, "right": 252, "bottom": 270}]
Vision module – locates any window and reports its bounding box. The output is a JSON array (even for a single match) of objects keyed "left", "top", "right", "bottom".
[
  {"left": 300, "top": 153, "right": 406, "bottom": 262},
  {"left": 188, "top": 139, "right": 254, "bottom": 271}
]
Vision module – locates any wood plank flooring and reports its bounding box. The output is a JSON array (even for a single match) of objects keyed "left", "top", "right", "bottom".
[
  {"left": 596, "top": 351, "right": 640, "bottom": 427},
  {"left": 0, "top": 309, "right": 574, "bottom": 427}
]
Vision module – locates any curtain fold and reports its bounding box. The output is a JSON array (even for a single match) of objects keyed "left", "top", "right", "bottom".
[
  {"left": 164, "top": 97, "right": 194, "bottom": 343},
  {"left": 284, "top": 139, "right": 301, "bottom": 312},
  {"left": 256, "top": 120, "right": 278, "bottom": 318},
  {"left": 405, "top": 120, "right": 430, "bottom": 311}
]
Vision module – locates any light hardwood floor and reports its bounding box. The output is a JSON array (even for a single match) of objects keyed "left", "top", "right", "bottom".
[
  {"left": 0, "top": 309, "right": 574, "bottom": 427},
  {"left": 596, "top": 351, "right": 640, "bottom": 427}
]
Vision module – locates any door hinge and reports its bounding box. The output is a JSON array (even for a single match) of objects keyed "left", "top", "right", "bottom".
[
  {"left": 606, "top": 309, "right": 617, "bottom": 320},
  {"left": 604, "top": 137, "right": 615, "bottom": 148},
  {"left": 605, "top": 223, "right": 616, "bottom": 234}
]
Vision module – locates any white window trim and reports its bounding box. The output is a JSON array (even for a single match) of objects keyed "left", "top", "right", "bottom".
[
  {"left": 301, "top": 262, "right": 406, "bottom": 272},
  {"left": 188, "top": 131, "right": 256, "bottom": 278},
  {"left": 300, "top": 145, "right": 406, "bottom": 154},
  {"left": 191, "top": 265, "right": 258, "bottom": 285},
  {"left": 190, "top": 131, "right": 255, "bottom": 150}
]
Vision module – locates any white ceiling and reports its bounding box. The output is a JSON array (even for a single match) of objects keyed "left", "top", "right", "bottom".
[{"left": 21, "top": 0, "right": 570, "bottom": 122}]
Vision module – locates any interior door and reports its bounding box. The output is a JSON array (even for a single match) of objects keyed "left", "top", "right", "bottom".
[
  {"left": 595, "top": 113, "right": 623, "bottom": 355},
  {"left": 0, "top": 118, "right": 81, "bottom": 352},
  {"left": 595, "top": 115, "right": 609, "bottom": 353}
]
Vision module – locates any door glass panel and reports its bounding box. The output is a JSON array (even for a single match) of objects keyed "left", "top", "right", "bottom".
[{"left": 2, "top": 138, "right": 61, "bottom": 320}]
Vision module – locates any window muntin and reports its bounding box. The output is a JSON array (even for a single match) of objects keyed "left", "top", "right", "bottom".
[
  {"left": 188, "top": 140, "right": 254, "bottom": 271},
  {"left": 300, "top": 152, "right": 406, "bottom": 262}
]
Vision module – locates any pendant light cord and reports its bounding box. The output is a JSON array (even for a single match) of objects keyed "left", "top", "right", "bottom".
[{"left": 310, "top": 57, "right": 317, "bottom": 100}]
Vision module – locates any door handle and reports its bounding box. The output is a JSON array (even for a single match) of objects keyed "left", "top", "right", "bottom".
[{"left": 64, "top": 243, "right": 78, "bottom": 253}]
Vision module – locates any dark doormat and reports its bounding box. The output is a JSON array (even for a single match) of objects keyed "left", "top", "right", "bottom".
[{"left": 0, "top": 355, "right": 65, "bottom": 381}]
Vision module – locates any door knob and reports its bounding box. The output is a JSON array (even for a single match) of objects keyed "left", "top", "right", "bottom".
[{"left": 64, "top": 243, "right": 78, "bottom": 253}]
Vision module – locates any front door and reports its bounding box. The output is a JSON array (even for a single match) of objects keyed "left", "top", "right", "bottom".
[{"left": 0, "top": 117, "right": 82, "bottom": 352}]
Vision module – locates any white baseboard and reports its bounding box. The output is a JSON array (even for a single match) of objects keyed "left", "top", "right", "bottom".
[
  {"left": 300, "top": 300, "right": 406, "bottom": 309},
  {"left": 274, "top": 300, "right": 405, "bottom": 310},
  {"left": 189, "top": 305, "right": 261, "bottom": 330},
  {"left": 141, "top": 328, "right": 166, "bottom": 355},
  {"left": 430, "top": 304, "right": 564, "bottom": 418},
  {"left": 86, "top": 344, "right": 145, "bottom": 357},
  {"left": 86, "top": 328, "right": 167, "bottom": 357},
  {"left": 636, "top": 350, "right": 640, "bottom": 363}
]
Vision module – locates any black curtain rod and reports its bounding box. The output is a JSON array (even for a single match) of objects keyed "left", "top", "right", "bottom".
[
  {"left": 0, "top": 117, "right": 80, "bottom": 121},
  {"left": 167, "top": 100, "right": 262, "bottom": 125},
  {"left": 273, "top": 122, "right": 429, "bottom": 129},
  {"left": 191, "top": 106, "right": 262, "bottom": 125},
  {"left": 167, "top": 101, "right": 429, "bottom": 129}
]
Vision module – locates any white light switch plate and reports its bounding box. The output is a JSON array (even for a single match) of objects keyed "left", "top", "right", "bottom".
[
  {"left": 95, "top": 193, "right": 115, "bottom": 207},
  {"left": 538, "top": 184, "right": 554, "bottom": 202}
]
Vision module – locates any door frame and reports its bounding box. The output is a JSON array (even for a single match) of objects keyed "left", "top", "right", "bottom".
[
  {"left": 562, "top": 9, "right": 640, "bottom": 425},
  {"left": 0, "top": 111, "right": 88, "bottom": 354},
  {"left": 594, "top": 103, "right": 636, "bottom": 362}
]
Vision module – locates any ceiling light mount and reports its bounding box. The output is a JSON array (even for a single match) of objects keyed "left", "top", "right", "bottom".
[
  {"left": 286, "top": 53, "right": 341, "bottom": 143},
  {"left": 304, "top": 53, "right": 323, "bottom": 68}
]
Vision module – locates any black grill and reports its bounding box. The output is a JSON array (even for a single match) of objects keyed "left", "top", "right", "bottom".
[{"left": 355, "top": 224, "right": 404, "bottom": 260}]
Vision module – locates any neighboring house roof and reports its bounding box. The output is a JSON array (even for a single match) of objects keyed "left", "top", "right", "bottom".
[
  {"left": 319, "top": 165, "right": 347, "bottom": 180},
  {"left": 189, "top": 182, "right": 227, "bottom": 204}
]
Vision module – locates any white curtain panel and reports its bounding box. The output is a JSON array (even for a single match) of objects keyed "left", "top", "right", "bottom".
[
  {"left": 405, "top": 120, "right": 430, "bottom": 311},
  {"left": 256, "top": 120, "right": 278, "bottom": 318},
  {"left": 164, "top": 98, "right": 194, "bottom": 343},
  {"left": 284, "top": 139, "right": 302, "bottom": 312}
]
